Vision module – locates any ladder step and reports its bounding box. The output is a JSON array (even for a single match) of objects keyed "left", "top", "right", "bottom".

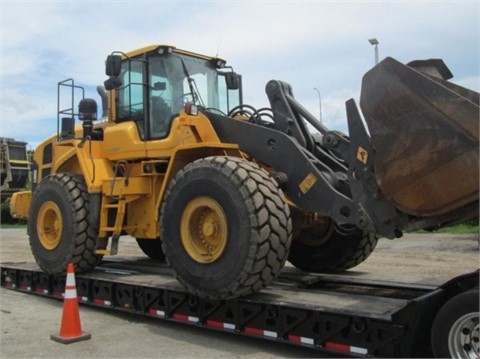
[
  {"left": 95, "top": 236, "right": 120, "bottom": 256},
  {"left": 99, "top": 227, "right": 117, "bottom": 232},
  {"left": 99, "top": 225, "right": 136, "bottom": 232},
  {"left": 103, "top": 203, "right": 122, "bottom": 209},
  {"left": 95, "top": 249, "right": 111, "bottom": 255}
]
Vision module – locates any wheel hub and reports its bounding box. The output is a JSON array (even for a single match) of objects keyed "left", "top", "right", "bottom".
[
  {"left": 201, "top": 219, "right": 217, "bottom": 238},
  {"left": 37, "top": 201, "right": 63, "bottom": 250},
  {"left": 181, "top": 197, "right": 227, "bottom": 264},
  {"left": 296, "top": 215, "right": 334, "bottom": 247},
  {"left": 449, "top": 312, "right": 480, "bottom": 359}
]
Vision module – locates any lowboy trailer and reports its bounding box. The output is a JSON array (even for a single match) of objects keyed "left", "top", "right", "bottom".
[{"left": 1, "top": 259, "right": 478, "bottom": 358}]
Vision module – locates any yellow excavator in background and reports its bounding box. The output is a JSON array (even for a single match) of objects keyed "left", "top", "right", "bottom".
[{"left": 10, "top": 44, "right": 479, "bottom": 299}]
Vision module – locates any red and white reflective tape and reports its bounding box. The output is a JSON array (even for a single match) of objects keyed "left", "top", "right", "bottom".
[
  {"left": 173, "top": 313, "right": 199, "bottom": 323},
  {"left": 206, "top": 319, "right": 236, "bottom": 331},
  {"left": 244, "top": 326, "right": 277, "bottom": 339},
  {"left": 288, "top": 334, "right": 314, "bottom": 346},
  {"left": 35, "top": 287, "right": 48, "bottom": 295},
  {"left": 93, "top": 298, "right": 112, "bottom": 306},
  {"left": 324, "top": 341, "right": 368, "bottom": 355},
  {"left": 149, "top": 308, "right": 166, "bottom": 317},
  {"left": 79, "top": 296, "right": 89, "bottom": 302},
  {"left": 19, "top": 285, "right": 31, "bottom": 291}
]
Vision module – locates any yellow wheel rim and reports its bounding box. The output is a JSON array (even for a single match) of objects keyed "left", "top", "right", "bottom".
[
  {"left": 180, "top": 197, "right": 228, "bottom": 264},
  {"left": 37, "top": 201, "right": 63, "bottom": 250}
]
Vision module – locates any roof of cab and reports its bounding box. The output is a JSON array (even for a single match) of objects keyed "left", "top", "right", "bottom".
[{"left": 123, "top": 44, "right": 226, "bottom": 64}]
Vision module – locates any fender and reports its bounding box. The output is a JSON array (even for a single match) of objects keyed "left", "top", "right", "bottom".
[{"left": 49, "top": 140, "right": 114, "bottom": 192}]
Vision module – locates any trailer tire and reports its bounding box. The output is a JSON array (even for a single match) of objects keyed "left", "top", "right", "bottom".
[
  {"left": 136, "top": 238, "right": 165, "bottom": 261},
  {"left": 431, "top": 289, "right": 479, "bottom": 358},
  {"left": 28, "top": 173, "right": 100, "bottom": 275},
  {"left": 288, "top": 220, "right": 377, "bottom": 273},
  {"left": 161, "top": 156, "right": 292, "bottom": 300}
]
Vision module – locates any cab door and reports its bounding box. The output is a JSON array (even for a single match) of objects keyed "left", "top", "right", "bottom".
[{"left": 104, "top": 57, "right": 147, "bottom": 161}]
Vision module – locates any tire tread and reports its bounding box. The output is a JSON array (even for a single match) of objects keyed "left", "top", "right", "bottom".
[
  {"left": 161, "top": 156, "right": 292, "bottom": 299},
  {"left": 29, "top": 173, "right": 99, "bottom": 274}
]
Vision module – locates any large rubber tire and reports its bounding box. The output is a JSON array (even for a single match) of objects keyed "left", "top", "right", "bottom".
[
  {"left": 431, "top": 289, "right": 479, "bottom": 358},
  {"left": 28, "top": 173, "right": 100, "bottom": 275},
  {"left": 288, "top": 218, "right": 378, "bottom": 273},
  {"left": 160, "top": 156, "right": 292, "bottom": 300},
  {"left": 136, "top": 238, "right": 165, "bottom": 261}
]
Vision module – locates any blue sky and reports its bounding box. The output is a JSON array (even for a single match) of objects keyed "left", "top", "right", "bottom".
[{"left": 1, "top": 1, "right": 478, "bottom": 149}]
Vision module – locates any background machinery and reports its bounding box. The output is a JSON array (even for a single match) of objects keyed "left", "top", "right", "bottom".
[
  {"left": 1, "top": 137, "right": 30, "bottom": 223},
  {"left": 1, "top": 137, "right": 30, "bottom": 198}
]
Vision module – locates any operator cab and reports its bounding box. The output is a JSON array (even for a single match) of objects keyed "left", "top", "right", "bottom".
[{"left": 104, "top": 45, "right": 242, "bottom": 140}]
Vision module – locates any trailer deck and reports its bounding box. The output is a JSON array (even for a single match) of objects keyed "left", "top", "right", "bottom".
[{"left": 2, "top": 258, "right": 476, "bottom": 357}]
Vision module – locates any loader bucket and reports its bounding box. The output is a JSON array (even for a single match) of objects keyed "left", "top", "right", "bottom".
[{"left": 360, "top": 57, "right": 479, "bottom": 217}]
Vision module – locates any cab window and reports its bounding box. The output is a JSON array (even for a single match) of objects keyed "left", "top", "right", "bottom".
[{"left": 116, "top": 60, "right": 144, "bottom": 122}]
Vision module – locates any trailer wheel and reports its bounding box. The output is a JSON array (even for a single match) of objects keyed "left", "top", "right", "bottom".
[
  {"left": 28, "top": 173, "right": 100, "bottom": 275},
  {"left": 288, "top": 218, "right": 377, "bottom": 273},
  {"left": 136, "top": 238, "right": 165, "bottom": 261},
  {"left": 161, "top": 156, "right": 291, "bottom": 300},
  {"left": 431, "top": 289, "right": 479, "bottom": 358}
]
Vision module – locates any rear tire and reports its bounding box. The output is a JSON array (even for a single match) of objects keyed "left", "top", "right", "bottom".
[
  {"left": 288, "top": 217, "right": 377, "bottom": 273},
  {"left": 28, "top": 173, "right": 100, "bottom": 275},
  {"left": 136, "top": 238, "right": 165, "bottom": 261},
  {"left": 161, "top": 156, "right": 291, "bottom": 300}
]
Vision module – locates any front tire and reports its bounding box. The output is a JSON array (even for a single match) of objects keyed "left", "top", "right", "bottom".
[
  {"left": 161, "top": 156, "right": 292, "bottom": 300},
  {"left": 28, "top": 173, "right": 100, "bottom": 275}
]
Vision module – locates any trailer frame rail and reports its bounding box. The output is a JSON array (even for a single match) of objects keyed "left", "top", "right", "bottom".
[{"left": 1, "top": 260, "right": 477, "bottom": 357}]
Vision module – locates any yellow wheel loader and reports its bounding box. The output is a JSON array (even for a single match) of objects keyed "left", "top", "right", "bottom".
[{"left": 10, "top": 45, "right": 479, "bottom": 300}]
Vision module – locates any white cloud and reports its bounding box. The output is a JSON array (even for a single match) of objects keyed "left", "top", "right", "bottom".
[{"left": 0, "top": 1, "right": 478, "bottom": 148}]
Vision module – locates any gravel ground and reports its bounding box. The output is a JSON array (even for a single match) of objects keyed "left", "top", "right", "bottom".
[{"left": 0, "top": 228, "right": 478, "bottom": 358}]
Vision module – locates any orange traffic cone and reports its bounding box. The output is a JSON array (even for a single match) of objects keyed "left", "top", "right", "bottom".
[{"left": 51, "top": 263, "right": 91, "bottom": 344}]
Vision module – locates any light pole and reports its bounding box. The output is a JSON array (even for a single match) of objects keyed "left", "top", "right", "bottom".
[
  {"left": 368, "top": 38, "right": 379, "bottom": 65},
  {"left": 313, "top": 87, "right": 322, "bottom": 123}
]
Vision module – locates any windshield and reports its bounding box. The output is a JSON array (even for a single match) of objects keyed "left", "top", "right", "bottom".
[{"left": 116, "top": 51, "right": 240, "bottom": 140}]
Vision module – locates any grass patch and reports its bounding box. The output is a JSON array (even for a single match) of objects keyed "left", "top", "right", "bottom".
[
  {"left": 0, "top": 222, "right": 27, "bottom": 228},
  {"left": 416, "top": 223, "right": 479, "bottom": 235},
  {"left": 432, "top": 223, "right": 479, "bottom": 234}
]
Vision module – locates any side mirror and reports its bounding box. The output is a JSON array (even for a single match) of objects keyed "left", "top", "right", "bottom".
[
  {"left": 104, "top": 77, "right": 123, "bottom": 91},
  {"left": 105, "top": 55, "right": 122, "bottom": 77},
  {"left": 225, "top": 72, "right": 240, "bottom": 90}
]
